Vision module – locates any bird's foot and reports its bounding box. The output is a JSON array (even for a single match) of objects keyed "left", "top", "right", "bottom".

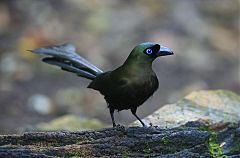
[
  {"left": 141, "top": 122, "right": 159, "bottom": 129},
  {"left": 146, "top": 123, "right": 160, "bottom": 130},
  {"left": 142, "top": 124, "right": 148, "bottom": 128},
  {"left": 116, "top": 124, "right": 125, "bottom": 128},
  {"left": 113, "top": 124, "right": 125, "bottom": 128}
]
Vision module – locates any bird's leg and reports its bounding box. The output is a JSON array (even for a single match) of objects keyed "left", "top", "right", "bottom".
[
  {"left": 109, "top": 108, "right": 116, "bottom": 127},
  {"left": 131, "top": 108, "right": 146, "bottom": 127}
]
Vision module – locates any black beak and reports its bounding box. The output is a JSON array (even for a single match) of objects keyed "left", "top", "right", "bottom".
[{"left": 157, "top": 46, "right": 174, "bottom": 56}]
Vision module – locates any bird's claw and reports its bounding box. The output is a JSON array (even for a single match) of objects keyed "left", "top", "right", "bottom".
[
  {"left": 113, "top": 124, "right": 125, "bottom": 128},
  {"left": 142, "top": 123, "right": 159, "bottom": 129}
]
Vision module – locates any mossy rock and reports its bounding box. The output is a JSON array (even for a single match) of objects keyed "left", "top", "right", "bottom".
[
  {"left": 34, "top": 115, "right": 107, "bottom": 131},
  {"left": 132, "top": 90, "right": 240, "bottom": 128}
]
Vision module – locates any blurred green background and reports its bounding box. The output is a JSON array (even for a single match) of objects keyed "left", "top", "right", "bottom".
[{"left": 0, "top": 0, "right": 239, "bottom": 134}]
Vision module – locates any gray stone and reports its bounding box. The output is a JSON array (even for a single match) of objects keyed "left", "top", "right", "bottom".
[
  {"left": 27, "top": 94, "right": 53, "bottom": 115},
  {"left": 132, "top": 90, "right": 240, "bottom": 128}
]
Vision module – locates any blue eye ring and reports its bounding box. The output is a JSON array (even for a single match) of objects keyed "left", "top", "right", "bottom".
[{"left": 146, "top": 49, "right": 153, "bottom": 54}]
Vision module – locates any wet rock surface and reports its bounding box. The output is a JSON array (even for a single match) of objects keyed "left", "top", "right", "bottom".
[{"left": 0, "top": 123, "right": 239, "bottom": 157}]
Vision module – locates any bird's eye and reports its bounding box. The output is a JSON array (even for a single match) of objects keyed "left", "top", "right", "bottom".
[{"left": 146, "top": 49, "right": 153, "bottom": 55}]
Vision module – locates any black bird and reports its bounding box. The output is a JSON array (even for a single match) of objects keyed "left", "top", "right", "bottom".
[{"left": 31, "top": 42, "right": 173, "bottom": 127}]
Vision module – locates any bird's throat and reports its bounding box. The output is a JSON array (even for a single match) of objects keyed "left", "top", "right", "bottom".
[{"left": 122, "top": 57, "right": 155, "bottom": 77}]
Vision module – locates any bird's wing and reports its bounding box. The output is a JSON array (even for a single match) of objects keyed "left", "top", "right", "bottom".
[
  {"left": 111, "top": 76, "right": 138, "bottom": 98},
  {"left": 88, "top": 72, "right": 134, "bottom": 94}
]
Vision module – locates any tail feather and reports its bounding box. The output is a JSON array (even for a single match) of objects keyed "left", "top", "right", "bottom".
[
  {"left": 30, "top": 43, "right": 103, "bottom": 80},
  {"left": 42, "top": 57, "right": 96, "bottom": 80}
]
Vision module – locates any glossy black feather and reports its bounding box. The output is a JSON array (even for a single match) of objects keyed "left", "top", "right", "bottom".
[
  {"left": 88, "top": 67, "right": 159, "bottom": 111},
  {"left": 42, "top": 57, "right": 96, "bottom": 79}
]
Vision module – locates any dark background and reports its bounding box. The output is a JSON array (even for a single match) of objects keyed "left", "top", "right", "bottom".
[{"left": 0, "top": 0, "right": 239, "bottom": 134}]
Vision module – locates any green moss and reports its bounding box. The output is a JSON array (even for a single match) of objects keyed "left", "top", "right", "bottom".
[
  {"left": 121, "top": 151, "right": 129, "bottom": 157},
  {"left": 229, "top": 136, "right": 240, "bottom": 154},
  {"left": 111, "top": 147, "right": 129, "bottom": 157},
  {"left": 207, "top": 133, "right": 225, "bottom": 158},
  {"left": 143, "top": 147, "right": 152, "bottom": 154},
  {"left": 160, "top": 136, "right": 170, "bottom": 145},
  {"left": 198, "top": 124, "right": 209, "bottom": 131},
  {"left": 111, "top": 147, "right": 120, "bottom": 153},
  {"left": 160, "top": 146, "right": 178, "bottom": 154},
  {"left": 65, "top": 147, "right": 92, "bottom": 157},
  {"left": 142, "top": 143, "right": 153, "bottom": 154},
  {"left": 208, "top": 143, "right": 222, "bottom": 157},
  {"left": 66, "top": 150, "right": 86, "bottom": 157}
]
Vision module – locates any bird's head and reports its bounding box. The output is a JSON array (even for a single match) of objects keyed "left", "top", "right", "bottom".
[
  {"left": 134, "top": 42, "right": 173, "bottom": 58},
  {"left": 125, "top": 42, "right": 173, "bottom": 65}
]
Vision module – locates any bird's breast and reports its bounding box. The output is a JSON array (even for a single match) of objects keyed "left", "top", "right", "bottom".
[
  {"left": 132, "top": 74, "right": 159, "bottom": 99},
  {"left": 113, "top": 72, "right": 159, "bottom": 107},
  {"left": 88, "top": 69, "right": 159, "bottom": 110}
]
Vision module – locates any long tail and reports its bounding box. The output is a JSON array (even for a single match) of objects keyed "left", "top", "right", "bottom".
[{"left": 30, "top": 43, "right": 103, "bottom": 80}]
